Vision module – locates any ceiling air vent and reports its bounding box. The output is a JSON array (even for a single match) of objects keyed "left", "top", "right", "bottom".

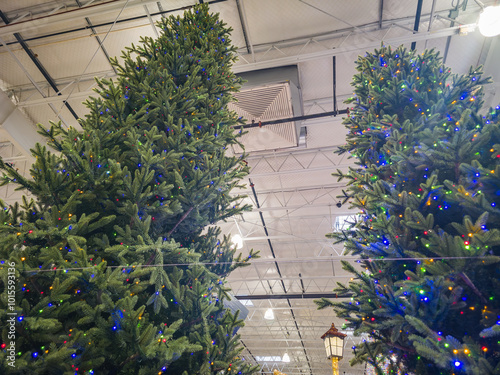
[
  {"left": 229, "top": 65, "right": 303, "bottom": 153},
  {"left": 228, "top": 82, "right": 297, "bottom": 152}
]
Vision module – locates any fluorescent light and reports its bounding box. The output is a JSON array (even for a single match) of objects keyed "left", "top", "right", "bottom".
[
  {"left": 264, "top": 308, "right": 274, "bottom": 320},
  {"left": 282, "top": 352, "right": 290, "bottom": 362},
  {"left": 231, "top": 234, "right": 243, "bottom": 249},
  {"left": 478, "top": 6, "right": 500, "bottom": 37}
]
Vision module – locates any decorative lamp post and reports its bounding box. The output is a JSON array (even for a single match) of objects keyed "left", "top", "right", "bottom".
[{"left": 321, "top": 323, "right": 347, "bottom": 375}]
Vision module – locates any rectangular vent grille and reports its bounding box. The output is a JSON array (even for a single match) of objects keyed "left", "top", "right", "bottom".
[{"left": 228, "top": 83, "right": 297, "bottom": 152}]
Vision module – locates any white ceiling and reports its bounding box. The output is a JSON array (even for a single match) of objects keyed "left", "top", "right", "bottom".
[{"left": 1, "top": 1, "right": 499, "bottom": 374}]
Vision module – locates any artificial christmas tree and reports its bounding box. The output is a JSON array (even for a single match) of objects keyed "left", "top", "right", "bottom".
[
  {"left": 316, "top": 45, "right": 500, "bottom": 374},
  {"left": 0, "top": 4, "right": 258, "bottom": 374}
]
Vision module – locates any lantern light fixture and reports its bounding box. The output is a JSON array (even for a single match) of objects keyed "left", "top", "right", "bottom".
[{"left": 321, "top": 323, "right": 347, "bottom": 375}]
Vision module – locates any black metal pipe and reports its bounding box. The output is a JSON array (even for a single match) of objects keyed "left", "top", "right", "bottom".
[
  {"left": 411, "top": 0, "right": 424, "bottom": 50},
  {"left": 299, "top": 273, "right": 306, "bottom": 294},
  {"left": 332, "top": 56, "right": 337, "bottom": 113},
  {"left": 240, "top": 340, "right": 258, "bottom": 364},
  {"left": 249, "top": 179, "right": 284, "bottom": 284},
  {"left": 13, "top": 35, "right": 79, "bottom": 120},
  {"left": 248, "top": 180, "right": 313, "bottom": 374},
  {"left": 236, "top": 109, "right": 348, "bottom": 129},
  {"left": 379, "top": 0, "right": 384, "bottom": 29},
  {"left": 287, "top": 299, "right": 311, "bottom": 374},
  {"left": 0, "top": 10, "right": 8, "bottom": 24},
  {"left": 0, "top": 10, "right": 79, "bottom": 120}
]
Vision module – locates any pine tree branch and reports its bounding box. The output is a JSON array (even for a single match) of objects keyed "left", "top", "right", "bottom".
[
  {"left": 119, "top": 352, "right": 140, "bottom": 368},
  {"left": 166, "top": 206, "right": 194, "bottom": 237},
  {"left": 370, "top": 329, "right": 417, "bottom": 354},
  {"left": 386, "top": 341, "right": 417, "bottom": 354},
  {"left": 458, "top": 271, "right": 487, "bottom": 303}
]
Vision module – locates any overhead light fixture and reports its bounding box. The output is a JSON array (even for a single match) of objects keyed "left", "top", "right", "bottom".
[
  {"left": 231, "top": 234, "right": 243, "bottom": 249},
  {"left": 321, "top": 323, "right": 347, "bottom": 375},
  {"left": 475, "top": 1, "right": 500, "bottom": 37},
  {"left": 264, "top": 308, "right": 274, "bottom": 320},
  {"left": 282, "top": 352, "right": 290, "bottom": 362}
]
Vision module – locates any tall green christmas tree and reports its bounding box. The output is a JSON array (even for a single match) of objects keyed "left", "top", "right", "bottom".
[
  {"left": 0, "top": 4, "right": 258, "bottom": 374},
  {"left": 316, "top": 45, "right": 500, "bottom": 374}
]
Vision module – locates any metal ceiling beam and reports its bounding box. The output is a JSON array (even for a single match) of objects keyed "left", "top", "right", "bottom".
[
  {"left": 0, "top": 0, "right": 158, "bottom": 37},
  {"left": 235, "top": 184, "right": 345, "bottom": 198},
  {"left": 0, "top": 0, "right": 229, "bottom": 38},
  {"left": 237, "top": 255, "right": 359, "bottom": 264},
  {"left": 411, "top": 0, "right": 424, "bottom": 50},
  {"left": 240, "top": 345, "right": 326, "bottom": 351},
  {"left": 232, "top": 24, "right": 463, "bottom": 73},
  {"left": 16, "top": 86, "right": 351, "bottom": 110},
  {"left": 235, "top": 0, "right": 254, "bottom": 58},
  {"left": 378, "top": 0, "right": 384, "bottom": 29},
  {"left": 4, "top": 22, "right": 466, "bottom": 94},
  {"left": 249, "top": 180, "right": 313, "bottom": 375},
  {"left": 0, "top": 89, "right": 45, "bottom": 163},
  {"left": 143, "top": 4, "right": 159, "bottom": 38},
  {"left": 241, "top": 235, "right": 337, "bottom": 242},
  {"left": 332, "top": 56, "right": 337, "bottom": 113},
  {"left": 248, "top": 203, "right": 347, "bottom": 213},
  {"left": 428, "top": 0, "right": 437, "bottom": 31},
  {"left": 0, "top": 37, "right": 72, "bottom": 128},
  {"left": 232, "top": 211, "right": 340, "bottom": 224},
  {"left": 8, "top": 22, "right": 464, "bottom": 83},
  {"left": 0, "top": 10, "right": 79, "bottom": 121},
  {"left": 229, "top": 274, "right": 351, "bottom": 283},
  {"left": 8, "top": 23, "right": 466, "bottom": 109},
  {"left": 0, "top": 5, "right": 475, "bottom": 95},
  {"left": 235, "top": 292, "right": 351, "bottom": 300},
  {"left": 1, "top": 5, "right": 457, "bottom": 50},
  {"left": 75, "top": 0, "right": 119, "bottom": 75},
  {"left": 14, "top": 35, "right": 79, "bottom": 120},
  {"left": 244, "top": 144, "right": 341, "bottom": 159},
  {"left": 240, "top": 337, "right": 345, "bottom": 342},
  {"left": 16, "top": 82, "right": 108, "bottom": 107},
  {"left": 255, "top": 371, "right": 365, "bottom": 375},
  {"left": 246, "top": 165, "right": 347, "bottom": 178}
]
